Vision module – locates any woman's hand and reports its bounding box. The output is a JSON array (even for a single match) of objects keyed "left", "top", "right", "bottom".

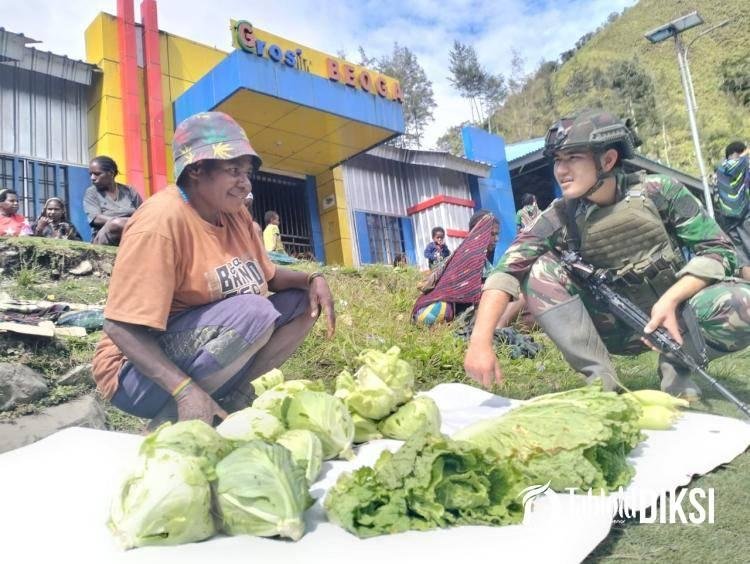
[
  {"left": 175, "top": 384, "right": 228, "bottom": 425},
  {"left": 309, "top": 276, "right": 336, "bottom": 338}
]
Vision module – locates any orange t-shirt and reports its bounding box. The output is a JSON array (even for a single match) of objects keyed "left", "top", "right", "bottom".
[{"left": 93, "top": 186, "right": 276, "bottom": 399}]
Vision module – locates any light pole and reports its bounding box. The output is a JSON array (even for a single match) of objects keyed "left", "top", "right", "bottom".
[{"left": 644, "top": 11, "right": 718, "bottom": 217}]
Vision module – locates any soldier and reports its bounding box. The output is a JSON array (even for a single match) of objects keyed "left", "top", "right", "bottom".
[{"left": 464, "top": 109, "right": 750, "bottom": 400}]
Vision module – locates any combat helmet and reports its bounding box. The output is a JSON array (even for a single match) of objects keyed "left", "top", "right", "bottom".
[
  {"left": 544, "top": 109, "right": 641, "bottom": 198},
  {"left": 543, "top": 109, "right": 639, "bottom": 159}
]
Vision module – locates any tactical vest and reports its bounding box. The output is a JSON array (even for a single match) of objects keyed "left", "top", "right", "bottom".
[{"left": 577, "top": 175, "right": 685, "bottom": 312}]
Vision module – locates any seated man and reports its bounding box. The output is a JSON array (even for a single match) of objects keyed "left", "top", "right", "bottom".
[
  {"left": 464, "top": 109, "right": 750, "bottom": 400},
  {"left": 84, "top": 156, "right": 143, "bottom": 246}
]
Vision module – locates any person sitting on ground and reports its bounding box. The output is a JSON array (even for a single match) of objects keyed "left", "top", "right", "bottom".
[
  {"left": 515, "top": 193, "right": 541, "bottom": 231},
  {"left": 32, "top": 197, "right": 81, "bottom": 241},
  {"left": 393, "top": 252, "right": 408, "bottom": 267},
  {"left": 263, "top": 210, "right": 285, "bottom": 253},
  {"left": 424, "top": 226, "right": 451, "bottom": 268},
  {"left": 713, "top": 141, "right": 750, "bottom": 280},
  {"left": 464, "top": 109, "right": 750, "bottom": 400},
  {"left": 84, "top": 155, "right": 143, "bottom": 246},
  {"left": 0, "top": 189, "right": 32, "bottom": 237},
  {"left": 92, "top": 111, "right": 336, "bottom": 427}
]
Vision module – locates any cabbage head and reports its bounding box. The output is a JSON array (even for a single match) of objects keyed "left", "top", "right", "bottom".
[
  {"left": 342, "top": 366, "right": 399, "bottom": 420},
  {"left": 357, "top": 346, "right": 414, "bottom": 405},
  {"left": 285, "top": 391, "right": 355, "bottom": 460},
  {"left": 108, "top": 451, "right": 215, "bottom": 549},
  {"left": 216, "top": 407, "right": 284, "bottom": 442},
  {"left": 352, "top": 413, "right": 382, "bottom": 443},
  {"left": 139, "top": 420, "right": 232, "bottom": 480},
  {"left": 253, "top": 379, "right": 325, "bottom": 420},
  {"left": 276, "top": 429, "right": 324, "bottom": 484},
  {"left": 215, "top": 441, "right": 313, "bottom": 541},
  {"left": 378, "top": 396, "right": 441, "bottom": 440},
  {"left": 252, "top": 368, "right": 285, "bottom": 396}
]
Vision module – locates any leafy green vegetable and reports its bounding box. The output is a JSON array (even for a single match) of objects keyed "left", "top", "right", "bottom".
[
  {"left": 216, "top": 407, "right": 284, "bottom": 443},
  {"left": 334, "top": 346, "right": 416, "bottom": 421},
  {"left": 352, "top": 413, "right": 383, "bottom": 443},
  {"left": 276, "top": 429, "right": 324, "bottom": 485},
  {"left": 378, "top": 396, "right": 441, "bottom": 440},
  {"left": 453, "top": 386, "right": 643, "bottom": 492},
  {"left": 108, "top": 451, "right": 215, "bottom": 549},
  {"left": 252, "top": 368, "right": 284, "bottom": 396},
  {"left": 139, "top": 420, "right": 232, "bottom": 481},
  {"left": 324, "top": 431, "right": 523, "bottom": 538},
  {"left": 253, "top": 379, "right": 325, "bottom": 420},
  {"left": 285, "top": 390, "right": 355, "bottom": 460},
  {"left": 357, "top": 346, "right": 414, "bottom": 405},
  {"left": 215, "top": 441, "right": 313, "bottom": 541}
]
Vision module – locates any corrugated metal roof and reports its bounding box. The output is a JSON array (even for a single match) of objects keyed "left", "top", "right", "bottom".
[
  {"left": 0, "top": 28, "right": 99, "bottom": 86},
  {"left": 366, "top": 145, "right": 491, "bottom": 178},
  {"left": 505, "top": 137, "right": 545, "bottom": 162}
]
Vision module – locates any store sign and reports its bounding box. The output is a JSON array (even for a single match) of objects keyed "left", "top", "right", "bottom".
[
  {"left": 234, "top": 21, "right": 306, "bottom": 71},
  {"left": 232, "top": 20, "right": 402, "bottom": 104},
  {"left": 325, "top": 59, "right": 403, "bottom": 103}
]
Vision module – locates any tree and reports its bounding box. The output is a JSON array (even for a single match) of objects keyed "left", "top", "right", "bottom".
[
  {"left": 720, "top": 52, "right": 750, "bottom": 107},
  {"left": 447, "top": 41, "right": 507, "bottom": 132},
  {"left": 360, "top": 44, "right": 436, "bottom": 148},
  {"left": 436, "top": 124, "right": 466, "bottom": 156}
]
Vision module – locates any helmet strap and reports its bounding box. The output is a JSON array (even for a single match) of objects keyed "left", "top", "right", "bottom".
[{"left": 581, "top": 150, "right": 615, "bottom": 199}]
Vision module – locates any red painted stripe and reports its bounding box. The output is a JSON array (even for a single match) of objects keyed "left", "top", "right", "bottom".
[
  {"left": 447, "top": 229, "right": 469, "bottom": 238},
  {"left": 140, "top": 0, "right": 167, "bottom": 194},
  {"left": 407, "top": 194, "right": 475, "bottom": 215},
  {"left": 117, "top": 0, "right": 145, "bottom": 197}
]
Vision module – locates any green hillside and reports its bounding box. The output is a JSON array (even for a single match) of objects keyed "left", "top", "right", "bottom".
[{"left": 443, "top": 0, "right": 750, "bottom": 175}]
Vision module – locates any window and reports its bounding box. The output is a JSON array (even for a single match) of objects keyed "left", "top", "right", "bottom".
[
  {"left": 0, "top": 155, "right": 69, "bottom": 220},
  {"left": 365, "top": 213, "right": 405, "bottom": 265}
]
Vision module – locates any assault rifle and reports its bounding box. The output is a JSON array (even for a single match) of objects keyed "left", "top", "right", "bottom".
[{"left": 559, "top": 250, "right": 750, "bottom": 419}]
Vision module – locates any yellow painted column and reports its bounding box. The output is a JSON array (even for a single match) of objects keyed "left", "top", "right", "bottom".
[
  {"left": 316, "top": 166, "right": 353, "bottom": 266},
  {"left": 85, "top": 13, "right": 127, "bottom": 182}
]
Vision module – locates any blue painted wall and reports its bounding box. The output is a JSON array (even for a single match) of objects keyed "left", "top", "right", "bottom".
[
  {"left": 174, "top": 50, "right": 404, "bottom": 134},
  {"left": 67, "top": 165, "right": 92, "bottom": 241},
  {"left": 304, "top": 175, "right": 325, "bottom": 262},
  {"left": 461, "top": 126, "right": 516, "bottom": 261}
]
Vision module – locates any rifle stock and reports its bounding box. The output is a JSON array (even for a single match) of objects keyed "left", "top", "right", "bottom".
[{"left": 559, "top": 250, "right": 750, "bottom": 419}]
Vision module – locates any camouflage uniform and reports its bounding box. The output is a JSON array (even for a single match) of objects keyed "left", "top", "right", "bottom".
[{"left": 485, "top": 172, "right": 750, "bottom": 358}]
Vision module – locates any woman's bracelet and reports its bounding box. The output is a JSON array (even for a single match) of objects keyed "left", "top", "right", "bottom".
[
  {"left": 307, "top": 271, "right": 324, "bottom": 286},
  {"left": 171, "top": 377, "right": 193, "bottom": 398}
]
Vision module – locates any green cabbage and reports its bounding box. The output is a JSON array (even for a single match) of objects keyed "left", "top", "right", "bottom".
[
  {"left": 453, "top": 386, "right": 644, "bottom": 492},
  {"left": 334, "top": 347, "right": 415, "bottom": 420},
  {"left": 325, "top": 431, "right": 523, "bottom": 538},
  {"left": 340, "top": 366, "right": 399, "bottom": 420},
  {"left": 285, "top": 390, "right": 355, "bottom": 460},
  {"left": 252, "top": 368, "right": 285, "bottom": 396},
  {"left": 357, "top": 346, "right": 414, "bottom": 405},
  {"left": 352, "top": 413, "right": 383, "bottom": 443},
  {"left": 108, "top": 451, "right": 215, "bottom": 549},
  {"left": 139, "top": 420, "right": 232, "bottom": 480},
  {"left": 253, "top": 379, "right": 325, "bottom": 420},
  {"left": 276, "top": 429, "right": 324, "bottom": 484},
  {"left": 216, "top": 407, "right": 284, "bottom": 442},
  {"left": 378, "top": 396, "right": 441, "bottom": 440},
  {"left": 215, "top": 441, "right": 313, "bottom": 541}
]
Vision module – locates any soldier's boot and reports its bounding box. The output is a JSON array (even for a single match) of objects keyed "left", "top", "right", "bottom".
[
  {"left": 534, "top": 295, "right": 619, "bottom": 391},
  {"left": 658, "top": 355, "right": 701, "bottom": 402}
]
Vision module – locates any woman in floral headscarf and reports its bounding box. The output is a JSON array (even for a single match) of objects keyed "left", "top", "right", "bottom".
[{"left": 32, "top": 197, "right": 81, "bottom": 240}]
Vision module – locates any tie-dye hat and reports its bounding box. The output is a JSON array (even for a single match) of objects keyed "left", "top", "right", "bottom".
[{"left": 173, "top": 111, "right": 261, "bottom": 181}]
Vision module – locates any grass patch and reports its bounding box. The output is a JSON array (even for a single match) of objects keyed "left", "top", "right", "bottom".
[{"left": 1, "top": 254, "right": 748, "bottom": 561}]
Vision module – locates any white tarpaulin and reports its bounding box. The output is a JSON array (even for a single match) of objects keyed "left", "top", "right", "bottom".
[{"left": 0, "top": 383, "right": 748, "bottom": 564}]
